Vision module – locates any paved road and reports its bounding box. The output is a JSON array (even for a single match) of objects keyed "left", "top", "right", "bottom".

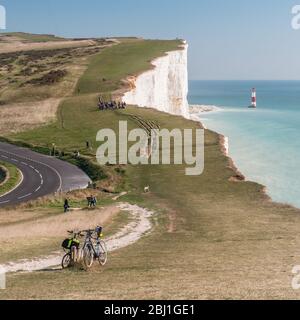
[{"left": 0, "top": 142, "right": 91, "bottom": 207}]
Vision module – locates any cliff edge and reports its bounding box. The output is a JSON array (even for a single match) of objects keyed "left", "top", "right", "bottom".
[{"left": 122, "top": 41, "right": 190, "bottom": 119}]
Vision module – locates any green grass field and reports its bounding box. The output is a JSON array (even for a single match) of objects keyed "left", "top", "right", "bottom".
[
  {"left": 76, "top": 40, "right": 182, "bottom": 94},
  {"left": 1, "top": 38, "right": 300, "bottom": 299},
  {"left": 10, "top": 40, "right": 182, "bottom": 150},
  {"left": 0, "top": 161, "right": 21, "bottom": 197}
]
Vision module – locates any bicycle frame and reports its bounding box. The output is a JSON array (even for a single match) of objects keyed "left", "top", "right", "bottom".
[
  {"left": 82, "top": 231, "right": 98, "bottom": 256},
  {"left": 62, "top": 228, "right": 107, "bottom": 269}
]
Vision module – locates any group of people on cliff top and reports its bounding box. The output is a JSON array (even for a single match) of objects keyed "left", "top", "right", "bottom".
[{"left": 98, "top": 97, "right": 127, "bottom": 111}]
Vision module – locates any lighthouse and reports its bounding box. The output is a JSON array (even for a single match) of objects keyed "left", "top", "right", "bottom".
[{"left": 249, "top": 88, "right": 257, "bottom": 108}]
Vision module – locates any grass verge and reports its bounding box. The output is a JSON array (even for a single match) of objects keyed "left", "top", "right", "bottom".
[{"left": 0, "top": 161, "right": 21, "bottom": 197}]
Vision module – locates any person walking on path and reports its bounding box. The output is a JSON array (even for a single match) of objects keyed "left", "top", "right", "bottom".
[
  {"left": 64, "top": 199, "right": 70, "bottom": 213},
  {"left": 92, "top": 195, "right": 97, "bottom": 207}
]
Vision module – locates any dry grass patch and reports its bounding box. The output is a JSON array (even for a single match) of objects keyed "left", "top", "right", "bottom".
[
  {"left": 0, "top": 205, "right": 119, "bottom": 241},
  {"left": 0, "top": 38, "right": 97, "bottom": 54},
  {"left": 0, "top": 57, "right": 90, "bottom": 135},
  {"left": 0, "top": 204, "right": 121, "bottom": 264},
  {"left": 0, "top": 98, "right": 61, "bottom": 135},
  {"left": 0, "top": 208, "right": 48, "bottom": 226},
  {"left": 1, "top": 60, "right": 88, "bottom": 104}
]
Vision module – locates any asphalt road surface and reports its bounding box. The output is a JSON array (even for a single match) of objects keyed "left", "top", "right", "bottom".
[{"left": 0, "top": 142, "right": 91, "bottom": 207}]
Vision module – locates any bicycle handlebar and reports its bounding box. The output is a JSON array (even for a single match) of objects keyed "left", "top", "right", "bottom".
[
  {"left": 82, "top": 229, "right": 95, "bottom": 234},
  {"left": 67, "top": 230, "right": 84, "bottom": 237},
  {"left": 67, "top": 227, "right": 103, "bottom": 237}
]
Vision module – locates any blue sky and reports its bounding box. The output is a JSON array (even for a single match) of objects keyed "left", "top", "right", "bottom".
[{"left": 1, "top": 0, "right": 300, "bottom": 80}]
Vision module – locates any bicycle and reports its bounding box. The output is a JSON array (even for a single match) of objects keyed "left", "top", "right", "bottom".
[
  {"left": 61, "top": 230, "right": 83, "bottom": 269},
  {"left": 82, "top": 227, "right": 108, "bottom": 269}
]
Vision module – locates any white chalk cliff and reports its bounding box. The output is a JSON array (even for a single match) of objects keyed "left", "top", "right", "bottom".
[{"left": 122, "top": 41, "right": 190, "bottom": 119}]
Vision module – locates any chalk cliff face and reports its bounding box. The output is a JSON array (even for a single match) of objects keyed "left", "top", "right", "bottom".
[{"left": 122, "top": 42, "right": 190, "bottom": 119}]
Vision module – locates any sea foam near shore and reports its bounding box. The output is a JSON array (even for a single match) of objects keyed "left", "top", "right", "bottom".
[
  {"left": 189, "top": 104, "right": 222, "bottom": 129},
  {"left": 189, "top": 104, "right": 221, "bottom": 114}
]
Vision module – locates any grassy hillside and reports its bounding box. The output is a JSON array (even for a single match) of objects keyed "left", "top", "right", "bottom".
[
  {"left": 0, "top": 36, "right": 115, "bottom": 136},
  {"left": 7, "top": 40, "right": 183, "bottom": 190},
  {"left": 3, "top": 107, "right": 300, "bottom": 299},
  {"left": 76, "top": 40, "right": 181, "bottom": 94},
  {"left": 0, "top": 161, "right": 21, "bottom": 197},
  {"left": 1, "top": 38, "right": 300, "bottom": 299},
  {"left": 5, "top": 40, "right": 181, "bottom": 146}
]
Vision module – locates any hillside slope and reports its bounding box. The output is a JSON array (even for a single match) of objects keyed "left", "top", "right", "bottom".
[{"left": 1, "top": 37, "right": 300, "bottom": 299}]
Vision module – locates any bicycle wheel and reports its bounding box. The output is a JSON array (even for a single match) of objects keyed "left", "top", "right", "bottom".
[
  {"left": 62, "top": 253, "right": 71, "bottom": 269},
  {"left": 97, "top": 240, "right": 108, "bottom": 266},
  {"left": 83, "top": 245, "right": 94, "bottom": 269}
]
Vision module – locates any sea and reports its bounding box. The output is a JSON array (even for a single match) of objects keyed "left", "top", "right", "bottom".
[{"left": 188, "top": 80, "right": 300, "bottom": 208}]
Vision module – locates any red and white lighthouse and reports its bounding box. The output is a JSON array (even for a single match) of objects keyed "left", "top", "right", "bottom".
[{"left": 250, "top": 88, "right": 257, "bottom": 108}]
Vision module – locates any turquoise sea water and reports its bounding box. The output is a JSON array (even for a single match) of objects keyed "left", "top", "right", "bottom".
[{"left": 188, "top": 80, "right": 300, "bottom": 208}]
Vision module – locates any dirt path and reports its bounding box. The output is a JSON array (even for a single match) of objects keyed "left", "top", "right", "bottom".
[{"left": 0, "top": 203, "right": 154, "bottom": 273}]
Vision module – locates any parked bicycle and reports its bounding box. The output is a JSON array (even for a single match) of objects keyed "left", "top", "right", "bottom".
[
  {"left": 82, "top": 226, "right": 108, "bottom": 269},
  {"left": 61, "top": 230, "right": 83, "bottom": 269}
]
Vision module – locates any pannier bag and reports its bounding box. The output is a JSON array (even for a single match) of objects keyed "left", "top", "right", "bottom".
[
  {"left": 62, "top": 239, "right": 72, "bottom": 249},
  {"left": 61, "top": 239, "right": 80, "bottom": 249}
]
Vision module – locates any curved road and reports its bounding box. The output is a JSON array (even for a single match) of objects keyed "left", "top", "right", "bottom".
[{"left": 0, "top": 142, "right": 91, "bottom": 207}]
